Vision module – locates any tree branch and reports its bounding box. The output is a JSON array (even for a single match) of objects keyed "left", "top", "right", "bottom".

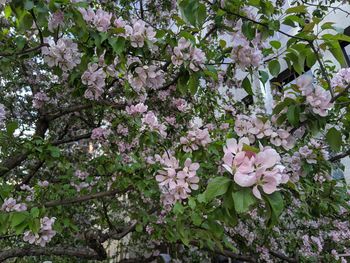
[
  {"left": 309, "top": 41, "right": 334, "bottom": 98},
  {"left": 329, "top": 148, "right": 350, "bottom": 162},
  {"left": 0, "top": 246, "right": 105, "bottom": 262},
  {"left": 51, "top": 133, "right": 92, "bottom": 146},
  {"left": 41, "top": 187, "right": 132, "bottom": 208},
  {"left": 0, "top": 44, "right": 48, "bottom": 57}
]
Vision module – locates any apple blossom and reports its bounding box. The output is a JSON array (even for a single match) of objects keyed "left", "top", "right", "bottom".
[
  {"left": 41, "top": 38, "right": 81, "bottom": 72},
  {"left": 82, "top": 63, "right": 107, "bottom": 100}
]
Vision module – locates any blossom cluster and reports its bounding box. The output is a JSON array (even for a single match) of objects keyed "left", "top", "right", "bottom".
[
  {"left": 91, "top": 127, "right": 111, "bottom": 140},
  {"left": 81, "top": 63, "right": 107, "bottom": 100},
  {"left": 222, "top": 137, "right": 288, "bottom": 199},
  {"left": 71, "top": 169, "right": 100, "bottom": 192},
  {"left": 230, "top": 21, "right": 263, "bottom": 68},
  {"left": 23, "top": 217, "right": 56, "bottom": 247},
  {"left": 33, "top": 92, "right": 50, "bottom": 109},
  {"left": 142, "top": 111, "right": 167, "bottom": 138},
  {"left": 180, "top": 126, "right": 212, "bottom": 152},
  {"left": 156, "top": 154, "right": 200, "bottom": 207},
  {"left": 331, "top": 67, "right": 350, "bottom": 90},
  {"left": 173, "top": 98, "right": 188, "bottom": 112},
  {"left": 79, "top": 8, "right": 112, "bottom": 32},
  {"left": 125, "top": 102, "right": 148, "bottom": 115},
  {"left": 234, "top": 114, "right": 295, "bottom": 150},
  {"left": 125, "top": 20, "right": 157, "bottom": 48},
  {"left": 283, "top": 139, "right": 329, "bottom": 182},
  {"left": 1, "top": 197, "right": 27, "bottom": 212},
  {"left": 228, "top": 198, "right": 350, "bottom": 263},
  {"left": 283, "top": 76, "right": 333, "bottom": 117},
  {"left": 171, "top": 37, "right": 206, "bottom": 71},
  {"left": 20, "top": 184, "right": 35, "bottom": 202},
  {"left": 128, "top": 65, "right": 165, "bottom": 92},
  {"left": 41, "top": 38, "right": 81, "bottom": 72},
  {"left": 48, "top": 10, "right": 64, "bottom": 33}
]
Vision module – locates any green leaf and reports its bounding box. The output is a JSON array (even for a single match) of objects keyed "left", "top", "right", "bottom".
[
  {"left": 321, "top": 22, "right": 335, "bottom": 30},
  {"left": 10, "top": 212, "right": 28, "bottom": 227},
  {"left": 259, "top": 70, "right": 269, "bottom": 84},
  {"left": 286, "top": 5, "right": 307, "bottom": 14},
  {"left": 173, "top": 202, "right": 185, "bottom": 214},
  {"left": 14, "top": 221, "right": 28, "bottom": 235},
  {"left": 24, "top": 0, "right": 34, "bottom": 10},
  {"left": 188, "top": 73, "right": 199, "bottom": 95},
  {"left": 326, "top": 127, "right": 342, "bottom": 151},
  {"left": 191, "top": 212, "right": 202, "bottom": 226},
  {"left": 177, "top": 70, "right": 190, "bottom": 95},
  {"left": 30, "top": 207, "right": 40, "bottom": 218},
  {"left": 197, "top": 3, "right": 207, "bottom": 27},
  {"left": 242, "top": 22, "right": 256, "bottom": 41},
  {"left": 188, "top": 198, "right": 196, "bottom": 209},
  {"left": 242, "top": 144, "right": 259, "bottom": 153},
  {"left": 286, "top": 104, "right": 300, "bottom": 126},
  {"left": 135, "top": 224, "right": 143, "bottom": 232},
  {"left": 273, "top": 98, "right": 295, "bottom": 114},
  {"left": 179, "top": 0, "right": 206, "bottom": 27},
  {"left": 204, "top": 177, "right": 232, "bottom": 202},
  {"left": 268, "top": 60, "right": 281, "bottom": 77},
  {"left": 242, "top": 76, "right": 253, "bottom": 96},
  {"left": 108, "top": 37, "right": 126, "bottom": 55},
  {"left": 48, "top": 145, "right": 60, "bottom": 158},
  {"left": 19, "top": 12, "right": 33, "bottom": 31},
  {"left": 232, "top": 189, "right": 256, "bottom": 214},
  {"left": 269, "top": 40, "right": 281, "bottom": 49},
  {"left": 264, "top": 192, "right": 284, "bottom": 227},
  {"left": 28, "top": 218, "right": 40, "bottom": 233},
  {"left": 0, "top": 213, "right": 9, "bottom": 234},
  {"left": 6, "top": 121, "right": 18, "bottom": 136},
  {"left": 4, "top": 5, "right": 12, "bottom": 18}
]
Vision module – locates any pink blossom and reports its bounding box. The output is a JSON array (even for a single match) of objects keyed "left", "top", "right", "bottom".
[
  {"left": 114, "top": 18, "right": 126, "bottom": 29},
  {"left": 142, "top": 111, "right": 167, "bottom": 138},
  {"left": 91, "top": 127, "right": 111, "bottom": 140},
  {"left": 248, "top": 118, "right": 273, "bottom": 139},
  {"left": 331, "top": 67, "right": 350, "bottom": 90},
  {"left": 117, "top": 124, "right": 129, "bottom": 136},
  {"left": 125, "top": 20, "right": 156, "bottom": 48},
  {"left": 306, "top": 86, "right": 333, "bottom": 117},
  {"left": 82, "top": 63, "right": 106, "bottom": 100},
  {"left": 79, "top": 8, "right": 111, "bottom": 32},
  {"left": 38, "top": 180, "right": 49, "bottom": 187},
  {"left": 171, "top": 38, "right": 206, "bottom": 71},
  {"left": 93, "top": 9, "right": 112, "bottom": 32},
  {"left": 234, "top": 116, "right": 253, "bottom": 137},
  {"left": 33, "top": 92, "right": 50, "bottom": 109},
  {"left": 222, "top": 138, "right": 288, "bottom": 199},
  {"left": 41, "top": 38, "right": 81, "bottom": 71},
  {"left": 48, "top": 10, "right": 64, "bottom": 33},
  {"left": 128, "top": 65, "right": 165, "bottom": 91},
  {"left": 1, "top": 197, "right": 27, "bottom": 212},
  {"left": 126, "top": 103, "right": 148, "bottom": 115},
  {"left": 180, "top": 127, "right": 212, "bottom": 152},
  {"left": 24, "top": 217, "right": 56, "bottom": 247},
  {"left": 230, "top": 24, "right": 263, "bottom": 68},
  {"left": 173, "top": 98, "right": 188, "bottom": 112},
  {"left": 74, "top": 170, "right": 89, "bottom": 180},
  {"left": 156, "top": 155, "right": 200, "bottom": 207}
]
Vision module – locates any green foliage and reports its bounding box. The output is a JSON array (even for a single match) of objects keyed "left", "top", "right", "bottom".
[
  {"left": 232, "top": 189, "right": 256, "bottom": 214},
  {"left": 326, "top": 127, "right": 342, "bottom": 151},
  {"left": 203, "top": 177, "right": 232, "bottom": 202}
]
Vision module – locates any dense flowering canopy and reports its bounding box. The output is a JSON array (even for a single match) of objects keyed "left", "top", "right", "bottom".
[{"left": 0, "top": 0, "right": 350, "bottom": 262}]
